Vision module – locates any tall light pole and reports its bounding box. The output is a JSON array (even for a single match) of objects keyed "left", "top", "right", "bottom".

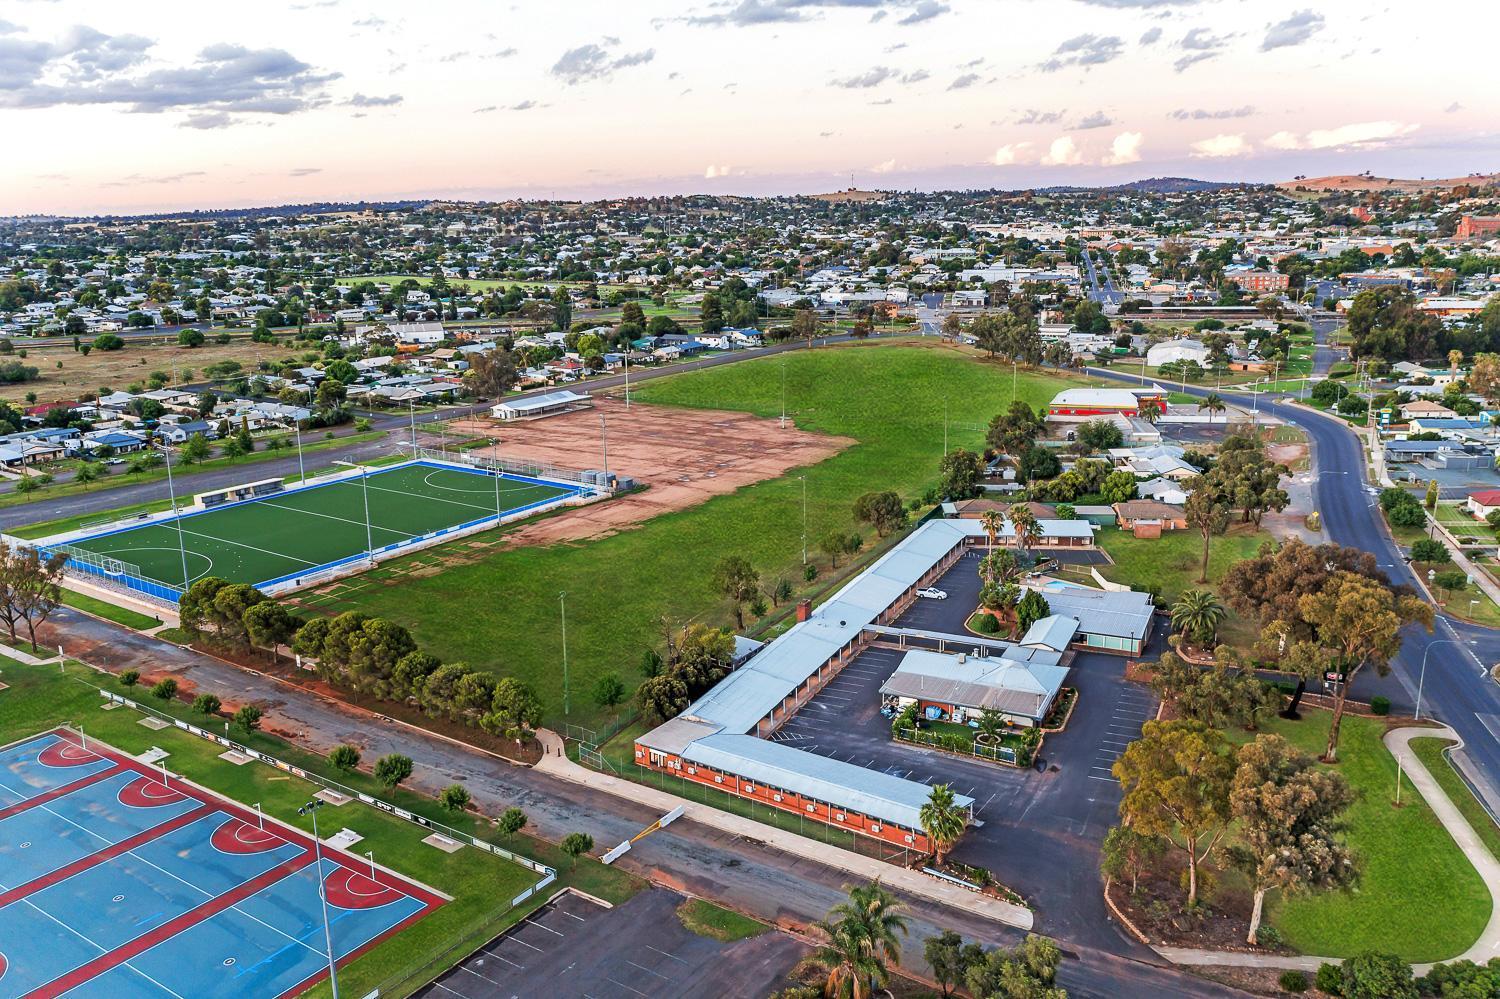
[
  {"left": 799, "top": 475, "right": 807, "bottom": 565},
  {"left": 294, "top": 420, "right": 306, "bottom": 484},
  {"left": 408, "top": 400, "right": 417, "bottom": 452},
  {"left": 1416, "top": 639, "right": 1464, "bottom": 722},
  {"left": 623, "top": 348, "right": 631, "bottom": 408},
  {"left": 298, "top": 799, "right": 340, "bottom": 999},
  {"left": 333, "top": 460, "right": 374, "bottom": 558},
  {"left": 558, "top": 591, "right": 570, "bottom": 716},
  {"left": 160, "top": 442, "right": 190, "bottom": 593},
  {"left": 779, "top": 355, "right": 787, "bottom": 429},
  {"left": 599, "top": 411, "right": 609, "bottom": 481}
]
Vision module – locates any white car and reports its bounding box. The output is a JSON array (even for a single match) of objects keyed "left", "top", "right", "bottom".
[{"left": 917, "top": 587, "right": 947, "bottom": 600}]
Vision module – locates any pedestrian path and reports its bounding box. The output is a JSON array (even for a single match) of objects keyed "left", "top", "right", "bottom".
[
  {"left": 1155, "top": 724, "right": 1500, "bottom": 975},
  {"left": 533, "top": 729, "right": 1033, "bottom": 930}
]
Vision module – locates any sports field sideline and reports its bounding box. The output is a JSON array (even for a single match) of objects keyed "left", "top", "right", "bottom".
[{"left": 47, "top": 461, "right": 580, "bottom": 596}]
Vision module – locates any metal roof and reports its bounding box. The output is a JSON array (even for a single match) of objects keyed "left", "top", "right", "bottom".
[
  {"left": 1031, "top": 587, "right": 1154, "bottom": 641},
  {"left": 879, "top": 648, "right": 1067, "bottom": 722},
  {"left": 1021, "top": 614, "right": 1081, "bottom": 652},
  {"left": 683, "top": 733, "right": 974, "bottom": 831},
  {"left": 493, "top": 390, "right": 589, "bottom": 413}
]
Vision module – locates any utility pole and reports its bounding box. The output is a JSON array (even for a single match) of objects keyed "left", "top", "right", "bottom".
[
  {"left": 599, "top": 410, "right": 609, "bottom": 480},
  {"left": 799, "top": 475, "right": 807, "bottom": 565}
]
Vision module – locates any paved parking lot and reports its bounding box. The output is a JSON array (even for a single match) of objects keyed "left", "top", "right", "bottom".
[
  {"left": 763, "top": 553, "right": 1163, "bottom": 951},
  {"left": 418, "top": 887, "right": 805, "bottom": 999}
]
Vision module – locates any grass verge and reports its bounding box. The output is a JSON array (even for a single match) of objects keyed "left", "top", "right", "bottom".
[
  {"left": 60, "top": 588, "right": 163, "bottom": 630},
  {"left": 676, "top": 898, "right": 769, "bottom": 943}
]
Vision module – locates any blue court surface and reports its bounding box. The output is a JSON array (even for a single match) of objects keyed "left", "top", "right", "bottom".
[{"left": 0, "top": 730, "right": 444, "bottom": 999}]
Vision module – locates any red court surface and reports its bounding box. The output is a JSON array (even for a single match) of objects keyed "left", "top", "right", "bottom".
[{"left": 0, "top": 728, "right": 444, "bottom": 999}]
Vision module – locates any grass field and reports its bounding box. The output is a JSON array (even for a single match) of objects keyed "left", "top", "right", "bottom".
[
  {"left": 0, "top": 336, "right": 292, "bottom": 405},
  {"left": 1091, "top": 524, "right": 1271, "bottom": 604},
  {"left": 0, "top": 658, "right": 640, "bottom": 999},
  {"left": 1410, "top": 737, "right": 1500, "bottom": 868},
  {"left": 302, "top": 342, "right": 1085, "bottom": 731},
  {"left": 51, "top": 462, "right": 576, "bottom": 593},
  {"left": 59, "top": 588, "right": 163, "bottom": 630},
  {"left": 1223, "top": 713, "right": 1490, "bottom": 961}
]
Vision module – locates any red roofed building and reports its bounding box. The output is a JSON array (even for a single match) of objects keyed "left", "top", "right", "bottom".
[
  {"left": 1456, "top": 216, "right": 1500, "bottom": 241},
  {"left": 1466, "top": 489, "right": 1500, "bottom": 520}
]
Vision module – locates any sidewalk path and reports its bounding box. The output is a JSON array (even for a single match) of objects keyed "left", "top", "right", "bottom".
[
  {"left": 534, "top": 729, "right": 1034, "bottom": 931},
  {"left": 1153, "top": 724, "right": 1500, "bottom": 974}
]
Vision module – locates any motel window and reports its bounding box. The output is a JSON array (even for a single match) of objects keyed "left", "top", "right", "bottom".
[{"left": 648, "top": 750, "right": 664, "bottom": 766}]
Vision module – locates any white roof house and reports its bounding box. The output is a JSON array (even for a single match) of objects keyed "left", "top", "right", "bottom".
[
  {"left": 879, "top": 647, "right": 1070, "bottom": 726},
  {"left": 1146, "top": 338, "right": 1211, "bottom": 367}
]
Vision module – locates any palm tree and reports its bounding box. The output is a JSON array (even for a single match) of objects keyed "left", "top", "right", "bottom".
[
  {"left": 1449, "top": 349, "right": 1463, "bottom": 375},
  {"left": 1171, "top": 589, "right": 1227, "bottom": 646},
  {"left": 919, "top": 785, "right": 968, "bottom": 865},
  {"left": 979, "top": 509, "right": 1004, "bottom": 555},
  {"left": 810, "top": 882, "right": 909, "bottom": 998},
  {"left": 809, "top": 918, "right": 883, "bottom": 999},
  {"left": 1198, "top": 392, "right": 1226, "bottom": 424},
  {"left": 1008, "top": 503, "right": 1040, "bottom": 563}
]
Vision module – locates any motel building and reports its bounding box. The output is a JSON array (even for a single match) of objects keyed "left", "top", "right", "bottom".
[
  {"left": 1046, "top": 387, "right": 1166, "bottom": 418},
  {"left": 632, "top": 515, "right": 1153, "bottom": 854}
]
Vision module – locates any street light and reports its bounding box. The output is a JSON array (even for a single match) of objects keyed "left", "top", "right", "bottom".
[
  {"left": 297, "top": 799, "right": 340, "bottom": 999},
  {"left": 1415, "top": 638, "right": 1462, "bottom": 721},
  {"left": 798, "top": 475, "right": 807, "bottom": 565}
]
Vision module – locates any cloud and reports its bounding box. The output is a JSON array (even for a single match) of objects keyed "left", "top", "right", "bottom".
[
  {"left": 1445, "top": 101, "right": 1462, "bottom": 113},
  {"left": 287, "top": 167, "right": 321, "bottom": 177},
  {"left": 1268, "top": 120, "right": 1419, "bottom": 150},
  {"left": 1040, "top": 136, "right": 1083, "bottom": 166},
  {"left": 948, "top": 72, "right": 979, "bottom": 90},
  {"left": 897, "top": 0, "right": 949, "bottom": 24},
  {"left": 1102, "top": 131, "right": 1144, "bottom": 165},
  {"left": 508, "top": 99, "right": 540, "bottom": 110},
  {"left": 1139, "top": 26, "right": 1162, "bottom": 45},
  {"left": 1169, "top": 105, "right": 1255, "bottom": 120},
  {"left": 1190, "top": 133, "right": 1251, "bottom": 157},
  {"left": 704, "top": 164, "right": 733, "bottom": 178},
  {"left": 819, "top": 130, "right": 834, "bottom": 137},
  {"left": 1072, "top": 0, "right": 1201, "bottom": 6},
  {"left": 871, "top": 157, "right": 898, "bottom": 173},
  {"left": 992, "top": 142, "right": 1033, "bottom": 165},
  {"left": 0, "top": 35, "right": 340, "bottom": 116},
  {"left": 1261, "top": 10, "right": 1324, "bottom": 51},
  {"left": 1174, "top": 27, "right": 1232, "bottom": 71},
  {"left": 1074, "top": 111, "right": 1113, "bottom": 130},
  {"left": 104, "top": 170, "right": 207, "bottom": 187},
  {"left": 178, "top": 111, "right": 233, "bottom": 129},
  {"left": 1040, "top": 34, "right": 1123, "bottom": 72},
  {"left": 832, "top": 65, "right": 898, "bottom": 88},
  {"left": 900, "top": 69, "right": 929, "bottom": 83},
  {"left": 679, "top": 0, "right": 947, "bottom": 28},
  {"left": 551, "top": 39, "right": 654, "bottom": 85},
  {"left": 343, "top": 92, "right": 401, "bottom": 107},
  {"left": 1016, "top": 108, "right": 1064, "bottom": 125},
  {"left": 473, "top": 105, "right": 497, "bottom": 113}
]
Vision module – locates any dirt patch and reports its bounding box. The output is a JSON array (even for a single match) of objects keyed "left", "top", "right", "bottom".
[
  {"left": 446, "top": 397, "right": 854, "bottom": 547},
  {"left": 1106, "top": 866, "right": 1287, "bottom": 955}
]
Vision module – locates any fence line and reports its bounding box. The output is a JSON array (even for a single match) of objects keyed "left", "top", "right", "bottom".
[
  {"left": 400, "top": 443, "right": 609, "bottom": 491},
  {"left": 896, "top": 726, "right": 1020, "bottom": 765}
]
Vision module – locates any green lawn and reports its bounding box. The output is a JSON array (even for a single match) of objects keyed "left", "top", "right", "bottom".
[
  {"left": 1226, "top": 713, "right": 1490, "bottom": 961},
  {"left": 306, "top": 342, "right": 1085, "bottom": 729},
  {"left": 0, "top": 658, "right": 640, "bottom": 998},
  {"left": 1410, "top": 737, "right": 1500, "bottom": 867},
  {"left": 676, "top": 898, "right": 769, "bottom": 942},
  {"left": 1095, "top": 524, "right": 1271, "bottom": 604},
  {"left": 60, "top": 588, "right": 163, "bottom": 630},
  {"left": 56, "top": 463, "right": 572, "bottom": 591}
]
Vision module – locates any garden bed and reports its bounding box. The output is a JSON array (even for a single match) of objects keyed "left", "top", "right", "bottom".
[{"left": 1040, "top": 686, "right": 1078, "bottom": 732}]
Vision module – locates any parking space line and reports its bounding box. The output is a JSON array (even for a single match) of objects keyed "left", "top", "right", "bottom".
[
  {"left": 625, "top": 960, "right": 672, "bottom": 981},
  {"left": 527, "top": 920, "right": 564, "bottom": 937},
  {"left": 506, "top": 936, "right": 544, "bottom": 952},
  {"left": 607, "top": 977, "right": 650, "bottom": 997},
  {"left": 645, "top": 945, "right": 689, "bottom": 965}
]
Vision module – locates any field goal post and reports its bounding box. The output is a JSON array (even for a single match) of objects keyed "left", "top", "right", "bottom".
[{"left": 48, "top": 543, "right": 145, "bottom": 580}]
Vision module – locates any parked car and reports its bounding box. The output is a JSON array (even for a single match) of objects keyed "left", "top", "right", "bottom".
[{"left": 917, "top": 587, "right": 947, "bottom": 600}]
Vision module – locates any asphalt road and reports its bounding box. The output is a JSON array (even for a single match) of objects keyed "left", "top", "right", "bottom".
[
  {"left": 1091, "top": 362, "right": 1500, "bottom": 816},
  {"left": 1081, "top": 250, "right": 1124, "bottom": 307}
]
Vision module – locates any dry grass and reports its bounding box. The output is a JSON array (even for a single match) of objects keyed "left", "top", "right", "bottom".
[{"left": 3, "top": 336, "right": 300, "bottom": 405}]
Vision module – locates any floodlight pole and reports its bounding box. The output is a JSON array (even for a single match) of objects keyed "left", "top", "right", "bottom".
[
  {"left": 408, "top": 400, "right": 417, "bottom": 452},
  {"left": 161, "top": 443, "right": 190, "bottom": 592},
  {"left": 780, "top": 355, "right": 786, "bottom": 429},
  {"left": 294, "top": 421, "right": 306, "bottom": 484},
  {"left": 559, "top": 591, "right": 570, "bottom": 716},
  {"left": 299, "top": 800, "right": 340, "bottom": 999},
  {"left": 599, "top": 411, "right": 609, "bottom": 480},
  {"left": 799, "top": 475, "right": 807, "bottom": 565},
  {"left": 359, "top": 464, "right": 373, "bottom": 558},
  {"left": 624, "top": 349, "right": 631, "bottom": 408}
]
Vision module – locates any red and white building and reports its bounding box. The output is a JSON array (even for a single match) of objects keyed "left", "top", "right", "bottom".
[
  {"left": 1225, "top": 270, "right": 1290, "bottom": 294},
  {"left": 1047, "top": 387, "right": 1165, "bottom": 418}
]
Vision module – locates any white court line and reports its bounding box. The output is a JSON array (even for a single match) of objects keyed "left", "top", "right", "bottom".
[
  {"left": 257, "top": 499, "right": 417, "bottom": 542},
  {"left": 172, "top": 525, "right": 320, "bottom": 567}
]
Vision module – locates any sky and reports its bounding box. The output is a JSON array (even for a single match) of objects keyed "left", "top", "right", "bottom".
[{"left": 2, "top": 0, "right": 1497, "bottom": 215}]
